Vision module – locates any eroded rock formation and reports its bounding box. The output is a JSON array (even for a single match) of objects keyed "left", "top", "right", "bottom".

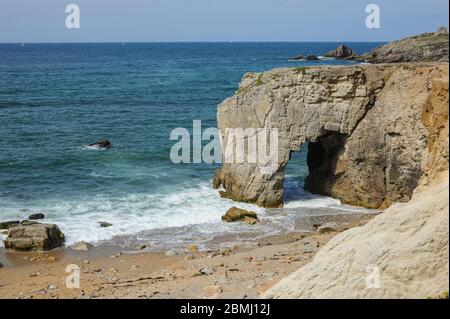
[
  {"left": 213, "top": 63, "right": 449, "bottom": 209},
  {"left": 356, "top": 28, "right": 449, "bottom": 63}
]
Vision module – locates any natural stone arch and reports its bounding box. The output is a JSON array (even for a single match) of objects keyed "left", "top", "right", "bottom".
[{"left": 213, "top": 64, "right": 447, "bottom": 208}]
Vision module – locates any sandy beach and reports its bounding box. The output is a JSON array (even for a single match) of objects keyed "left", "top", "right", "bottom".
[{"left": 0, "top": 214, "right": 374, "bottom": 299}]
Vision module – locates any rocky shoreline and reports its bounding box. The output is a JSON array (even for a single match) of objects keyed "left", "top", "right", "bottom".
[
  {"left": 290, "top": 27, "right": 449, "bottom": 63},
  {"left": 0, "top": 213, "right": 376, "bottom": 299}
]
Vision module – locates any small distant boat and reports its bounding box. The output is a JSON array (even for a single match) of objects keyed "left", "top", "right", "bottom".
[{"left": 21, "top": 42, "right": 24, "bottom": 47}]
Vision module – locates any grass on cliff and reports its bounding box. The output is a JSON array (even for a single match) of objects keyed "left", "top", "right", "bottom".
[
  {"left": 293, "top": 66, "right": 310, "bottom": 75},
  {"left": 236, "top": 73, "right": 264, "bottom": 95},
  {"left": 255, "top": 73, "right": 264, "bottom": 86}
]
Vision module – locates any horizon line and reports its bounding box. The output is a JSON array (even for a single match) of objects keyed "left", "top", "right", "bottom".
[{"left": 0, "top": 40, "right": 388, "bottom": 45}]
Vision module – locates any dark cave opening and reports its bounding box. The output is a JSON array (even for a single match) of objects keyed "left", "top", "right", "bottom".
[
  {"left": 304, "top": 133, "right": 347, "bottom": 196},
  {"left": 284, "top": 133, "right": 348, "bottom": 203}
]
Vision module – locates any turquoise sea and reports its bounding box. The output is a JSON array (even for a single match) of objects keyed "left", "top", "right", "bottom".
[{"left": 0, "top": 42, "right": 381, "bottom": 248}]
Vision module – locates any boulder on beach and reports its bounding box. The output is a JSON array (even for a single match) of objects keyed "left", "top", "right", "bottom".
[
  {"left": 186, "top": 244, "right": 199, "bottom": 253},
  {"left": 317, "top": 222, "right": 340, "bottom": 233},
  {"left": 325, "top": 44, "right": 356, "bottom": 59},
  {"left": 28, "top": 213, "right": 45, "bottom": 220},
  {"left": 4, "top": 223, "right": 65, "bottom": 251},
  {"left": 89, "top": 140, "right": 111, "bottom": 149},
  {"left": 222, "top": 207, "right": 259, "bottom": 225},
  {"left": 71, "top": 241, "right": 93, "bottom": 251}
]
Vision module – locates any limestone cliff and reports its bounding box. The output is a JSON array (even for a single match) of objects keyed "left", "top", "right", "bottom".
[{"left": 213, "top": 63, "right": 449, "bottom": 209}]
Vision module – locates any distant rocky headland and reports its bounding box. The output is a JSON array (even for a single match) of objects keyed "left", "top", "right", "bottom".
[
  {"left": 289, "top": 27, "right": 449, "bottom": 63},
  {"left": 356, "top": 27, "right": 449, "bottom": 63}
]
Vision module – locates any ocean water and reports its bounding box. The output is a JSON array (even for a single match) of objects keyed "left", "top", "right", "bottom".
[{"left": 0, "top": 42, "right": 381, "bottom": 248}]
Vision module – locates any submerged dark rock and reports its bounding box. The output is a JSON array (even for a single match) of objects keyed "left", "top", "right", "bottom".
[
  {"left": 89, "top": 140, "right": 111, "bottom": 149},
  {"left": 305, "top": 54, "right": 319, "bottom": 61},
  {"left": 290, "top": 54, "right": 320, "bottom": 61},
  {"left": 290, "top": 54, "right": 304, "bottom": 60},
  {"left": 28, "top": 213, "right": 45, "bottom": 220},
  {"left": 99, "top": 221, "right": 113, "bottom": 228}
]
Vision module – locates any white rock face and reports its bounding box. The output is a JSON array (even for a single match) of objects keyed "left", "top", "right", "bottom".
[
  {"left": 264, "top": 172, "right": 449, "bottom": 299},
  {"left": 214, "top": 63, "right": 449, "bottom": 209}
]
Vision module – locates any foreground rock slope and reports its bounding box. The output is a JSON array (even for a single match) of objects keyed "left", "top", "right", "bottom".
[
  {"left": 213, "top": 62, "right": 449, "bottom": 208},
  {"left": 264, "top": 172, "right": 449, "bottom": 298}
]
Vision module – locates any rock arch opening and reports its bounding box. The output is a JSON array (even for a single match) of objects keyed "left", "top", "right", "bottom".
[
  {"left": 283, "top": 133, "right": 348, "bottom": 204},
  {"left": 304, "top": 133, "right": 347, "bottom": 197}
]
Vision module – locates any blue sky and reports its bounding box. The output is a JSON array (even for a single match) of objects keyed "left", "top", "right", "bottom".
[{"left": 0, "top": 0, "right": 448, "bottom": 42}]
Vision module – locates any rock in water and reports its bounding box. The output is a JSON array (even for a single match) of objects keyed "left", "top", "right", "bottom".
[
  {"left": 28, "top": 213, "right": 45, "bottom": 220},
  {"left": 89, "top": 140, "right": 111, "bottom": 149},
  {"left": 0, "top": 262, "right": 3, "bottom": 268},
  {"left": 0, "top": 221, "right": 20, "bottom": 229},
  {"left": 289, "top": 55, "right": 304, "bottom": 60},
  {"left": 243, "top": 216, "right": 258, "bottom": 225},
  {"left": 222, "top": 207, "right": 259, "bottom": 224},
  {"left": 325, "top": 44, "right": 356, "bottom": 59},
  {"left": 99, "top": 221, "right": 113, "bottom": 228},
  {"left": 305, "top": 54, "right": 319, "bottom": 60},
  {"left": 4, "top": 223, "right": 65, "bottom": 251}
]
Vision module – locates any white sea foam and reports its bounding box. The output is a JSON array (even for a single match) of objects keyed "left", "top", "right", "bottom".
[
  {"left": 0, "top": 182, "right": 264, "bottom": 246},
  {"left": 0, "top": 178, "right": 368, "bottom": 247},
  {"left": 0, "top": 233, "right": 6, "bottom": 248},
  {"left": 83, "top": 145, "right": 107, "bottom": 151}
]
